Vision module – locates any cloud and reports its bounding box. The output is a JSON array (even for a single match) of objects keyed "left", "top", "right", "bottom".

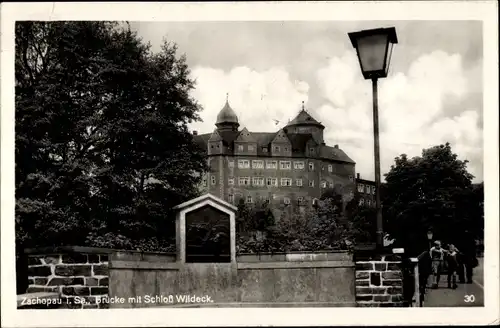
[
  {"left": 189, "top": 66, "right": 309, "bottom": 133},
  {"left": 313, "top": 50, "right": 483, "bottom": 182}
]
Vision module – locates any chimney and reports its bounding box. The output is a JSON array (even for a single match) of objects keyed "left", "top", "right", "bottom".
[
  {"left": 357, "top": 173, "right": 360, "bottom": 179},
  {"left": 193, "top": 130, "right": 198, "bottom": 136},
  {"left": 334, "top": 144, "right": 339, "bottom": 149}
]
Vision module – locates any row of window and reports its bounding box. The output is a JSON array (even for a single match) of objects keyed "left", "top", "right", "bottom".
[
  {"left": 227, "top": 194, "right": 320, "bottom": 205},
  {"left": 205, "top": 175, "right": 343, "bottom": 189},
  {"left": 234, "top": 144, "right": 317, "bottom": 155},
  {"left": 359, "top": 198, "right": 376, "bottom": 207},
  {"left": 230, "top": 159, "right": 353, "bottom": 176},
  {"left": 357, "top": 183, "right": 376, "bottom": 195}
]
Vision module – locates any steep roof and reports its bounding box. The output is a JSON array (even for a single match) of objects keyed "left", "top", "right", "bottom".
[
  {"left": 194, "top": 131, "right": 355, "bottom": 164},
  {"left": 285, "top": 109, "right": 325, "bottom": 128},
  {"left": 320, "top": 145, "right": 355, "bottom": 164}
]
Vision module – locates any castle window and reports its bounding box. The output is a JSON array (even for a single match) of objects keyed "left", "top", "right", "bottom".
[
  {"left": 372, "top": 186, "right": 376, "bottom": 195},
  {"left": 328, "top": 165, "right": 333, "bottom": 172},
  {"left": 367, "top": 200, "right": 371, "bottom": 207},
  {"left": 248, "top": 145, "right": 255, "bottom": 151},
  {"left": 284, "top": 147, "right": 289, "bottom": 152},
  {"left": 211, "top": 176, "right": 216, "bottom": 185},
  {"left": 284, "top": 197, "right": 291, "bottom": 205},
  {"left": 246, "top": 195, "right": 253, "bottom": 203},
  {"left": 312, "top": 198, "right": 318, "bottom": 206},
  {"left": 294, "top": 161, "right": 305, "bottom": 169},
  {"left": 228, "top": 177, "right": 234, "bottom": 185},
  {"left": 281, "top": 178, "right": 292, "bottom": 186},
  {"left": 211, "top": 145, "right": 214, "bottom": 149},
  {"left": 309, "top": 180, "right": 315, "bottom": 187},
  {"left": 228, "top": 194, "right": 234, "bottom": 203},
  {"left": 202, "top": 177, "right": 207, "bottom": 186},
  {"left": 252, "top": 177, "right": 265, "bottom": 186},
  {"left": 297, "top": 196, "right": 304, "bottom": 204},
  {"left": 252, "top": 160, "right": 264, "bottom": 169},
  {"left": 321, "top": 181, "right": 327, "bottom": 188},
  {"left": 238, "top": 159, "right": 250, "bottom": 169},
  {"left": 366, "top": 185, "right": 371, "bottom": 194},
  {"left": 239, "top": 177, "right": 250, "bottom": 185},
  {"left": 266, "top": 160, "right": 277, "bottom": 169},
  {"left": 274, "top": 146, "right": 280, "bottom": 152},
  {"left": 296, "top": 179, "right": 303, "bottom": 187},
  {"left": 309, "top": 147, "right": 315, "bottom": 155},
  {"left": 267, "top": 177, "right": 278, "bottom": 186},
  {"left": 280, "top": 161, "right": 291, "bottom": 170},
  {"left": 262, "top": 147, "right": 268, "bottom": 152},
  {"left": 238, "top": 145, "right": 244, "bottom": 151},
  {"left": 349, "top": 175, "right": 353, "bottom": 181},
  {"left": 358, "top": 184, "right": 365, "bottom": 193},
  {"left": 228, "top": 160, "right": 234, "bottom": 168},
  {"left": 308, "top": 162, "right": 314, "bottom": 171},
  {"left": 359, "top": 198, "right": 365, "bottom": 206}
]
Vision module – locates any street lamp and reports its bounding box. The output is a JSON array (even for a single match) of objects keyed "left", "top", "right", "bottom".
[
  {"left": 348, "top": 27, "right": 398, "bottom": 252},
  {"left": 427, "top": 230, "right": 433, "bottom": 249}
]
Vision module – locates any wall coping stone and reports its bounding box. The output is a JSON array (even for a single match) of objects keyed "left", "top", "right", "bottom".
[
  {"left": 24, "top": 246, "right": 175, "bottom": 256},
  {"left": 238, "top": 250, "right": 350, "bottom": 256},
  {"left": 238, "top": 260, "right": 354, "bottom": 270}
]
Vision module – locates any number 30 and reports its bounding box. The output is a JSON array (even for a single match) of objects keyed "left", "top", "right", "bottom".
[{"left": 464, "top": 295, "right": 476, "bottom": 303}]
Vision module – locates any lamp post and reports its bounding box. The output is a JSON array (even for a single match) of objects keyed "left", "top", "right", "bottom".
[
  {"left": 348, "top": 27, "right": 398, "bottom": 252},
  {"left": 427, "top": 230, "right": 433, "bottom": 250}
]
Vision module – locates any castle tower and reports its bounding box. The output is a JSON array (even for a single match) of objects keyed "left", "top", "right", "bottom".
[{"left": 284, "top": 101, "right": 325, "bottom": 144}]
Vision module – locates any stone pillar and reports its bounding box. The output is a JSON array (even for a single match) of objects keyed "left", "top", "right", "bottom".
[{"left": 355, "top": 254, "right": 404, "bottom": 307}]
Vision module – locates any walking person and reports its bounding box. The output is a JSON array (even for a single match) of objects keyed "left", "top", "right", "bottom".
[
  {"left": 429, "top": 240, "right": 446, "bottom": 288},
  {"left": 446, "top": 244, "right": 459, "bottom": 289},
  {"left": 457, "top": 230, "right": 478, "bottom": 284}
]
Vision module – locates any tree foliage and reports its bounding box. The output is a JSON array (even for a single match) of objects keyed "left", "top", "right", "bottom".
[
  {"left": 236, "top": 191, "right": 360, "bottom": 253},
  {"left": 382, "top": 142, "right": 482, "bottom": 256},
  {"left": 15, "top": 21, "right": 208, "bottom": 251}
]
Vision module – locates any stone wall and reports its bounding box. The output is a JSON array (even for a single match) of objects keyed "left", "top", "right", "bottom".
[
  {"left": 25, "top": 247, "right": 111, "bottom": 309},
  {"left": 355, "top": 254, "right": 404, "bottom": 307},
  {"left": 108, "top": 250, "right": 356, "bottom": 308}
]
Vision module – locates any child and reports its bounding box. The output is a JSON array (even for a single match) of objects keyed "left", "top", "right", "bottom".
[
  {"left": 446, "top": 244, "right": 459, "bottom": 289},
  {"left": 429, "top": 240, "right": 445, "bottom": 288}
]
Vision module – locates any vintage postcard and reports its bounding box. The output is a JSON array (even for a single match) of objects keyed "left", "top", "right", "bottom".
[{"left": 1, "top": 1, "right": 499, "bottom": 327}]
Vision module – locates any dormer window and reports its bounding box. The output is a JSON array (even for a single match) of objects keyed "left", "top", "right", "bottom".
[
  {"left": 284, "top": 147, "right": 289, "bottom": 152},
  {"left": 263, "top": 147, "right": 268, "bottom": 152},
  {"left": 238, "top": 145, "right": 244, "bottom": 151},
  {"left": 309, "top": 148, "right": 315, "bottom": 155},
  {"left": 248, "top": 145, "right": 254, "bottom": 151},
  {"left": 274, "top": 146, "right": 280, "bottom": 152}
]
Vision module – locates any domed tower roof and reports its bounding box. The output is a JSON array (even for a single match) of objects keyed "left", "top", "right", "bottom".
[{"left": 215, "top": 94, "right": 239, "bottom": 132}]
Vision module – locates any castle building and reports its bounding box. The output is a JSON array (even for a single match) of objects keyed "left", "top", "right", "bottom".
[
  {"left": 193, "top": 98, "right": 357, "bottom": 212},
  {"left": 355, "top": 173, "right": 377, "bottom": 208}
]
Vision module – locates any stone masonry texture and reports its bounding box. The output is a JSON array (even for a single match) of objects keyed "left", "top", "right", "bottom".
[
  {"left": 26, "top": 252, "right": 109, "bottom": 309},
  {"left": 355, "top": 255, "right": 404, "bottom": 307}
]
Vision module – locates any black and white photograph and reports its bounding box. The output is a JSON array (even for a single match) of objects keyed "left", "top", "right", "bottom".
[{"left": 1, "top": 2, "right": 498, "bottom": 327}]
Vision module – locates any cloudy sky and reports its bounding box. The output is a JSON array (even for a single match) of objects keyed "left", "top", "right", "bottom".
[{"left": 131, "top": 21, "right": 483, "bottom": 182}]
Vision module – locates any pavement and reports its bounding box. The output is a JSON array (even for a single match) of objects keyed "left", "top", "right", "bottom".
[{"left": 423, "top": 257, "right": 484, "bottom": 307}]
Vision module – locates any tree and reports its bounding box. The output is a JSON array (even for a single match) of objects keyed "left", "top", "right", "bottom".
[
  {"left": 15, "top": 22, "right": 208, "bottom": 252},
  {"left": 382, "top": 142, "right": 481, "bottom": 256}
]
